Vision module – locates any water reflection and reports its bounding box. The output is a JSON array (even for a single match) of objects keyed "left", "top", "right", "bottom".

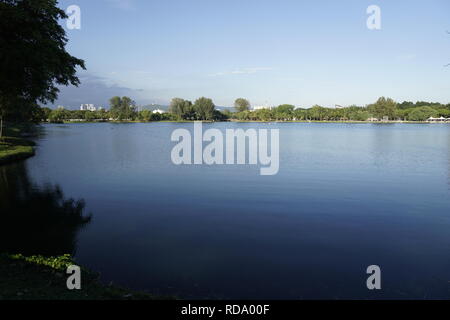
[
  {"left": 0, "top": 162, "right": 92, "bottom": 256},
  {"left": 448, "top": 131, "right": 450, "bottom": 193}
]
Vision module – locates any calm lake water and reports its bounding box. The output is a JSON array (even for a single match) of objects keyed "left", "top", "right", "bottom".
[{"left": 2, "top": 122, "right": 450, "bottom": 299}]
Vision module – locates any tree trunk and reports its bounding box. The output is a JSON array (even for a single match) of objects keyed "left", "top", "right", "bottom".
[{"left": 0, "top": 116, "right": 3, "bottom": 139}]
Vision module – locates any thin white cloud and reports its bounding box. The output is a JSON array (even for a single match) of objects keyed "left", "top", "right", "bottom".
[{"left": 210, "top": 67, "right": 273, "bottom": 77}]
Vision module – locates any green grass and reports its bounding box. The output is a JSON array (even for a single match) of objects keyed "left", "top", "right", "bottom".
[
  {"left": 0, "top": 253, "right": 167, "bottom": 300},
  {"left": 0, "top": 137, "right": 35, "bottom": 165},
  {"left": 0, "top": 122, "right": 38, "bottom": 165}
]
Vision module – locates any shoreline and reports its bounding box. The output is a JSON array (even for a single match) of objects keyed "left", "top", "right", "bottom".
[
  {"left": 0, "top": 123, "right": 40, "bottom": 166},
  {"left": 0, "top": 253, "right": 166, "bottom": 300},
  {"left": 49, "top": 120, "right": 445, "bottom": 124},
  {"left": 0, "top": 137, "right": 36, "bottom": 166}
]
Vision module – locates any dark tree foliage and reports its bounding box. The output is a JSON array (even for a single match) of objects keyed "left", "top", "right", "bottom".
[{"left": 0, "top": 0, "right": 85, "bottom": 123}]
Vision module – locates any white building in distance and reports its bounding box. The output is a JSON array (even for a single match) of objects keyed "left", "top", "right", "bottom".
[
  {"left": 152, "top": 109, "right": 166, "bottom": 114},
  {"left": 252, "top": 105, "right": 272, "bottom": 111},
  {"left": 80, "top": 104, "right": 97, "bottom": 111}
]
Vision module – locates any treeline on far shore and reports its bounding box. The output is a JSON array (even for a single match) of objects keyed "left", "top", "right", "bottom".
[{"left": 11, "top": 96, "right": 450, "bottom": 124}]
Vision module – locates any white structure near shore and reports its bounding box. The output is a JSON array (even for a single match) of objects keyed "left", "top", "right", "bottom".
[
  {"left": 427, "top": 117, "right": 449, "bottom": 122},
  {"left": 80, "top": 104, "right": 97, "bottom": 111},
  {"left": 152, "top": 109, "right": 166, "bottom": 114},
  {"left": 252, "top": 105, "right": 273, "bottom": 111}
]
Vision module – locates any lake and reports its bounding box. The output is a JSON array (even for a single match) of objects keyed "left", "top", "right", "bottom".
[{"left": 1, "top": 122, "right": 450, "bottom": 299}]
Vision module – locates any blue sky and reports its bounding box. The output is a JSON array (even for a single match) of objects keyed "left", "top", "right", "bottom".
[{"left": 54, "top": 0, "right": 450, "bottom": 108}]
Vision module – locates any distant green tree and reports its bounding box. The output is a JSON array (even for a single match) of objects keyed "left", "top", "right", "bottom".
[
  {"left": 395, "top": 108, "right": 410, "bottom": 121},
  {"left": 398, "top": 101, "right": 415, "bottom": 109},
  {"left": 213, "top": 110, "right": 228, "bottom": 121},
  {"left": 98, "top": 109, "right": 111, "bottom": 121},
  {"left": 255, "top": 108, "right": 274, "bottom": 121},
  {"left": 48, "top": 108, "right": 67, "bottom": 123},
  {"left": 408, "top": 106, "right": 438, "bottom": 121},
  {"left": 161, "top": 112, "right": 178, "bottom": 121},
  {"left": 276, "top": 104, "right": 295, "bottom": 113},
  {"left": 273, "top": 104, "right": 295, "bottom": 120},
  {"left": 293, "top": 108, "right": 307, "bottom": 120},
  {"left": 84, "top": 111, "right": 96, "bottom": 121},
  {"left": 370, "top": 97, "right": 397, "bottom": 119},
  {"left": 169, "top": 98, "right": 184, "bottom": 116},
  {"left": 194, "top": 97, "right": 215, "bottom": 120},
  {"left": 308, "top": 105, "right": 327, "bottom": 120},
  {"left": 150, "top": 112, "right": 161, "bottom": 121},
  {"left": 169, "top": 98, "right": 194, "bottom": 120},
  {"left": 236, "top": 110, "right": 252, "bottom": 121},
  {"left": 0, "top": 0, "right": 85, "bottom": 136},
  {"left": 234, "top": 98, "right": 250, "bottom": 112},
  {"left": 221, "top": 109, "right": 232, "bottom": 119},
  {"left": 138, "top": 110, "right": 152, "bottom": 121},
  {"left": 437, "top": 108, "right": 450, "bottom": 117},
  {"left": 109, "top": 96, "right": 137, "bottom": 120},
  {"left": 349, "top": 110, "right": 371, "bottom": 121}
]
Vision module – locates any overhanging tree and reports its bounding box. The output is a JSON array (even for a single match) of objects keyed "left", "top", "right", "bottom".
[{"left": 0, "top": 0, "right": 85, "bottom": 137}]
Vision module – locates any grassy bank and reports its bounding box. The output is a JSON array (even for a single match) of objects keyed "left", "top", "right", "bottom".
[
  {"left": 0, "top": 136, "right": 35, "bottom": 166},
  {"left": 0, "top": 254, "right": 164, "bottom": 300},
  {"left": 0, "top": 122, "right": 39, "bottom": 165}
]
